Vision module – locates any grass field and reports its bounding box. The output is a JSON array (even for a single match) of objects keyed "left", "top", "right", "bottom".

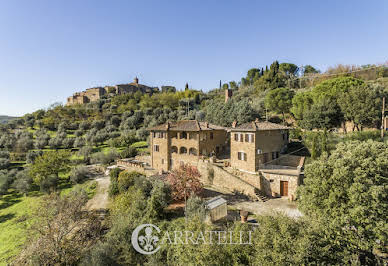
[{"left": 0, "top": 179, "right": 97, "bottom": 265}]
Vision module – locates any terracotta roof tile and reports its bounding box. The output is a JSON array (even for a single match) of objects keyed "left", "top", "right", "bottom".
[
  {"left": 148, "top": 120, "right": 226, "bottom": 131},
  {"left": 231, "top": 121, "right": 290, "bottom": 131}
]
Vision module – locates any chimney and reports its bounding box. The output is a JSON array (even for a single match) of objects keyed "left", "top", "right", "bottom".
[
  {"left": 204, "top": 122, "right": 209, "bottom": 128},
  {"left": 232, "top": 120, "right": 237, "bottom": 128},
  {"left": 225, "top": 89, "right": 233, "bottom": 103}
]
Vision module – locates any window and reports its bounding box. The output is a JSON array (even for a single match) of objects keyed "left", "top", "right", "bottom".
[
  {"left": 154, "top": 145, "right": 159, "bottom": 152},
  {"left": 240, "top": 134, "right": 243, "bottom": 142},
  {"left": 257, "top": 149, "right": 262, "bottom": 154},
  {"left": 234, "top": 133, "right": 238, "bottom": 141},
  {"left": 189, "top": 148, "right": 197, "bottom": 155},
  {"left": 272, "top": 152, "right": 279, "bottom": 160},
  {"left": 210, "top": 132, "right": 214, "bottom": 139},
  {"left": 180, "top": 147, "right": 187, "bottom": 154},
  {"left": 237, "top": 152, "right": 247, "bottom": 161},
  {"left": 171, "top": 146, "right": 178, "bottom": 153},
  {"left": 180, "top": 132, "right": 187, "bottom": 139}
]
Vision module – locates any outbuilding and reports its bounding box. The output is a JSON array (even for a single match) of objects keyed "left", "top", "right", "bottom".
[{"left": 205, "top": 196, "right": 227, "bottom": 222}]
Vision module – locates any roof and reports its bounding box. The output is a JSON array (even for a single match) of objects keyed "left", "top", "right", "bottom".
[
  {"left": 231, "top": 120, "right": 290, "bottom": 132},
  {"left": 148, "top": 120, "right": 226, "bottom": 132},
  {"left": 205, "top": 196, "right": 227, "bottom": 210}
]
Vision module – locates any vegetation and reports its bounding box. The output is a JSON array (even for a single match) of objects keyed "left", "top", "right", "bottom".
[{"left": 0, "top": 61, "right": 387, "bottom": 264}]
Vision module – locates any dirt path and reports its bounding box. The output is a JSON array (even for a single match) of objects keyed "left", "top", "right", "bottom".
[{"left": 86, "top": 174, "right": 110, "bottom": 210}]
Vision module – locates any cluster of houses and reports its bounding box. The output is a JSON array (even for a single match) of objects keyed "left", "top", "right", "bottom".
[{"left": 148, "top": 119, "right": 304, "bottom": 200}]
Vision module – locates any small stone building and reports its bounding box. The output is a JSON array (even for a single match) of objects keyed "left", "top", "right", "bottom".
[
  {"left": 148, "top": 120, "right": 228, "bottom": 171},
  {"left": 230, "top": 119, "right": 289, "bottom": 173},
  {"left": 205, "top": 196, "right": 227, "bottom": 222}
]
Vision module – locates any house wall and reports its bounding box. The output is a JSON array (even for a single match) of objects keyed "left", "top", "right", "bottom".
[
  {"left": 150, "top": 132, "right": 170, "bottom": 172},
  {"left": 260, "top": 172, "right": 299, "bottom": 200},
  {"left": 198, "top": 130, "right": 228, "bottom": 156},
  {"left": 230, "top": 132, "right": 256, "bottom": 172}
]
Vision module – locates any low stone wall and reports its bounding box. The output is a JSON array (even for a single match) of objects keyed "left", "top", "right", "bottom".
[{"left": 269, "top": 154, "right": 303, "bottom": 167}]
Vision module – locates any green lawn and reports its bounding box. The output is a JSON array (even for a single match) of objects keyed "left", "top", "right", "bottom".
[{"left": 0, "top": 179, "right": 97, "bottom": 265}]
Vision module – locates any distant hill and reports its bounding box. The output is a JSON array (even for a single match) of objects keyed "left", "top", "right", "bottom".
[{"left": 0, "top": 115, "right": 17, "bottom": 124}]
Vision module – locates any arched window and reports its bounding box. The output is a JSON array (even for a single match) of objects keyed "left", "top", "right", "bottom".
[
  {"left": 171, "top": 146, "right": 178, "bottom": 153},
  {"left": 180, "top": 147, "right": 187, "bottom": 154},
  {"left": 189, "top": 148, "right": 197, "bottom": 156}
]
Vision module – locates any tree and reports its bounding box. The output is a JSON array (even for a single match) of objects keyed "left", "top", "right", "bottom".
[
  {"left": 303, "top": 65, "right": 320, "bottom": 75},
  {"left": 298, "top": 140, "right": 388, "bottom": 264},
  {"left": 338, "top": 84, "right": 383, "bottom": 130},
  {"left": 13, "top": 169, "right": 33, "bottom": 195},
  {"left": 29, "top": 151, "right": 70, "bottom": 192},
  {"left": 279, "top": 63, "right": 299, "bottom": 77},
  {"left": 265, "top": 87, "right": 295, "bottom": 123},
  {"left": 166, "top": 163, "right": 203, "bottom": 201},
  {"left": 299, "top": 97, "right": 344, "bottom": 130},
  {"left": 222, "top": 83, "right": 229, "bottom": 90},
  {"left": 15, "top": 190, "right": 102, "bottom": 265}
]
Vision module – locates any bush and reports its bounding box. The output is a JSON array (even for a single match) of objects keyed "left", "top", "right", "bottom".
[
  {"left": 0, "top": 150, "right": 10, "bottom": 159},
  {"left": 26, "top": 150, "right": 43, "bottom": 164},
  {"left": 117, "top": 171, "right": 143, "bottom": 193},
  {"left": 120, "top": 146, "right": 137, "bottom": 159},
  {"left": 70, "top": 166, "right": 90, "bottom": 184},
  {"left": 63, "top": 137, "right": 75, "bottom": 149},
  {"left": 39, "top": 174, "right": 59, "bottom": 193},
  {"left": 108, "top": 180, "right": 119, "bottom": 197},
  {"left": 185, "top": 195, "right": 206, "bottom": 220},
  {"left": 90, "top": 150, "right": 119, "bottom": 165},
  {"left": 0, "top": 158, "right": 10, "bottom": 170},
  {"left": 109, "top": 167, "right": 123, "bottom": 182},
  {"left": 13, "top": 169, "right": 32, "bottom": 195}
]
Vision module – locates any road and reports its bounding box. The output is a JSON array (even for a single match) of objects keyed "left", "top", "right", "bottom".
[{"left": 86, "top": 174, "right": 110, "bottom": 210}]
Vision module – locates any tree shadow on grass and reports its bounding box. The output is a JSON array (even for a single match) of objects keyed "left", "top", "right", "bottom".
[
  {"left": 0, "top": 213, "right": 15, "bottom": 223},
  {"left": 0, "top": 192, "right": 22, "bottom": 209}
]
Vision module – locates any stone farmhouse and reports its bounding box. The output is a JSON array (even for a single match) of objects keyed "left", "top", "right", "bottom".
[
  {"left": 148, "top": 119, "right": 304, "bottom": 200},
  {"left": 67, "top": 77, "right": 158, "bottom": 105},
  {"left": 148, "top": 120, "right": 228, "bottom": 172},
  {"left": 230, "top": 118, "right": 289, "bottom": 173}
]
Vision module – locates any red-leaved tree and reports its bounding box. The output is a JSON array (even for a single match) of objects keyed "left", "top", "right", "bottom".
[{"left": 166, "top": 163, "right": 203, "bottom": 201}]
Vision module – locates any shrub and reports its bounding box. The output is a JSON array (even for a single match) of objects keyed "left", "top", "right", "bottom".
[
  {"left": 117, "top": 171, "right": 143, "bottom": 193},
  {"left": 90, "top": 150, "right": 119, "bottom": 165},
  {"left": 186, "top": 195, "right": 206, "bottom": 220},
  {"left": 26, "top": 150, "right": 43, "bottom": 164},
  {"left": 109, "top": 167, "right": 123, "bottom": 182},
  {"left": 70, "top": 166, "right": 90, "bottom": 184},
  {"left": 62, "top": 137, "right": 75, "bottom": 149},
  {"left": 13, "top": 169, "right": 33, "bottom": 195},
  {"left": 120, "top": 146, "right": 137, "bottom": 159},
  {"left": 0, "top": 158, "right": 10, "bottom": 170},
  {"left": 0, "top": 150, "right": 10, "bottom": 159},
  {"left": 39, "top": 174, "right": 59, "bottom": 193}
]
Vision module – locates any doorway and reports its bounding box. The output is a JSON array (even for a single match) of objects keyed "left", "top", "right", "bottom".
[{"left": 280, "top": 181, "right": 288, "bottom": 196}]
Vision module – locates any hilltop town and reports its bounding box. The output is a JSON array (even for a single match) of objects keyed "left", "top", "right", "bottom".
[{"left": 67, "top": 77, "right": 159, "bottom": 105}]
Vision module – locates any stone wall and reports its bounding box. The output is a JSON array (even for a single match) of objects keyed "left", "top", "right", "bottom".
[
  {"left": 269, "top": 154, "right": 303, "bottom": 167},
  {"left": 260, "top": 172, "right": 299, "bottom": 200}
]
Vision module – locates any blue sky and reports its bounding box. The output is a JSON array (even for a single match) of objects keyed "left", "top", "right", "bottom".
[{"left": 0, "top": 0, "right": 387, "bottom": 116}]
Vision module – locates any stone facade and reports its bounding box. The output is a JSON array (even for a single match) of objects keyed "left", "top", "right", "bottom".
[
  {"left": 67, "top": 77, "right": 158, "bottom": 105},
  {"left": 147, "top": 119, "right": 303, "bottom": 200},
  {"left": 149, "top": 120, "right": 228, "bottom": 172},
  {"left": 230, "top": 119, "right": 289, "bottom": 173}
]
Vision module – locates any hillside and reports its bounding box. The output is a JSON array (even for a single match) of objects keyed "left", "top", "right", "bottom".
[{"left": 0, "top": 116, "right": 17, "bottom": 124}]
